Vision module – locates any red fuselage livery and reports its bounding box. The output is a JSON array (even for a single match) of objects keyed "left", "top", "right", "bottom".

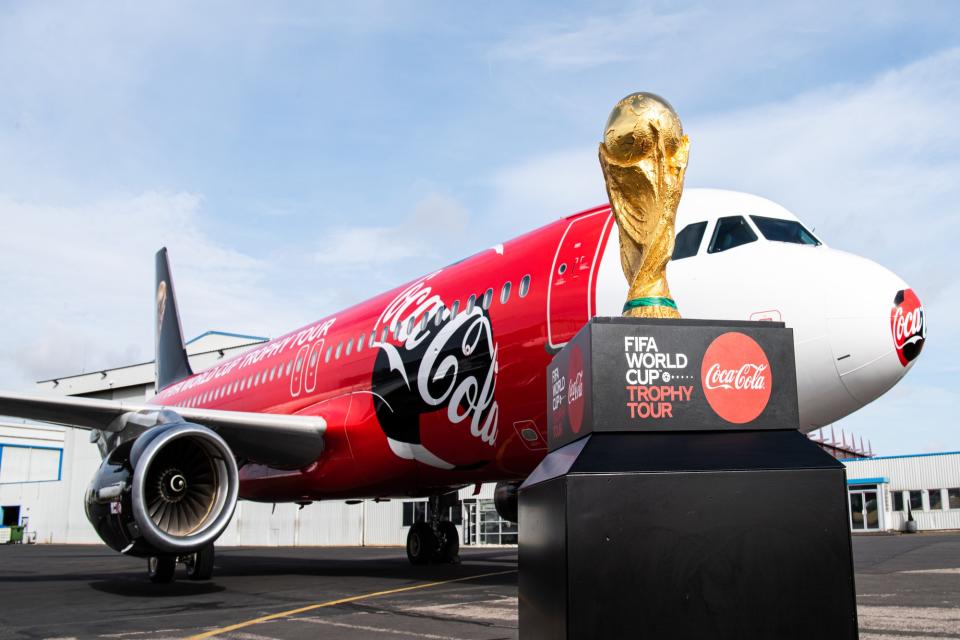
[{"left": 152, "top": 206, "right": 615, "bottom": 502}]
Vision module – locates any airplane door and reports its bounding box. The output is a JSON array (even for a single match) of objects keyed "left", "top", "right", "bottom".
[{"left": 547, "top": 211, "right": 612, "bottom": 349}]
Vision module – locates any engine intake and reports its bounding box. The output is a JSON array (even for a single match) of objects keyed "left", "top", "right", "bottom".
[{"left": 86, "top": 422, "right": 239, "bottom": 557}]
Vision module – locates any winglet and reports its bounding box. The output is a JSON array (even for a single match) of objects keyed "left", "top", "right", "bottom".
[{"left": 155, "top": 248, "right": 193, "bottom": 391}]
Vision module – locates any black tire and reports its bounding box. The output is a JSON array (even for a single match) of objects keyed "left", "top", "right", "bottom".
[
  {"left": 434, "top": 521, "right": 460, "bottom": 564},
  {"left": 406, "top": 522, "right": 437, "bottom": 565},
  {"left": 184, "top": 545, "right": 215, "bottom": 581},
  {"left": 147, "top": 556, "right": 176, "bottom": 583}
]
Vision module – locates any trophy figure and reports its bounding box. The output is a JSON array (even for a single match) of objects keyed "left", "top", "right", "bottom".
[{"left": 599, "top": 92, "right": 689, "bottom": 319}]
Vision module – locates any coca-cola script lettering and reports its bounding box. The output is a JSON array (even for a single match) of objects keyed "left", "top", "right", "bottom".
[{"left": 700, "top": 332, "right": 772, "bottom": 424}]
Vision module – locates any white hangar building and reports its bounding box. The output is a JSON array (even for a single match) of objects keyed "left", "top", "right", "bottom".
[{"left": 1, "top": 331, "right": 957, "bottom": 544}]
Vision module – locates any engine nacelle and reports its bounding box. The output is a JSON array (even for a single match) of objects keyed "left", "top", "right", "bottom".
[
  {"left": 85, "top": 422, "right": 239, "bottom": 557},
  {"left": 494, "top": 481, "right": 521, "bottom": 523}
]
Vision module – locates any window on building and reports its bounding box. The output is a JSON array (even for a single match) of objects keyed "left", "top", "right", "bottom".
[
  {"left": 519, "top": 274, "right": 531, "bottom": 298},
  {"left": 909, "top": 490, "right": 923, "bottom": 511},
  {"left": 1, "top": 505, "right": 21, "bottom": 527},
  {"left": 482, "top": 288, "right": 493, "bottom": 310},
  {"left": 948, "top": 488, "right": 960, "bottom": 509},
  {"left": 672, "top": 221, "right": 708, "bottom": 260},
  {"left": 750, "top": 215, "right": 820, "bottom": 246},
  {"left": 0, "top": 447, "right": 62, "bottom": 484},
  {"left": 893, "top": 491, "right": 905, "bottom": 512},
  {"left": 402, "top": 501, "right": 427, "bottom": 526},
  {"left": 708, "top": 216, "right": 758, "bottom": 254},
  {"left": 500, "top": 281, "right": 512, "bottom": 304},
  {"left": 929, "top": 489, "right": 944, "bottom": 510}
]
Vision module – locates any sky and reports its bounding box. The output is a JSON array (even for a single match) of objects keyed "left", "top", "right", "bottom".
[{"left": 0, "top": 1, "right": 957, "bottom": 454}]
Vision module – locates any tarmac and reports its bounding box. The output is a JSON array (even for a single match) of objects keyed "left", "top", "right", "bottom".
[{"left": 1, "top": 533, "right": 958, "bottom": 640}]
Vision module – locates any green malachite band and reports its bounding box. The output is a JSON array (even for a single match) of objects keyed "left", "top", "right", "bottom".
[{"left": 623, "top": 297, "right": 678, "bottom": 313}]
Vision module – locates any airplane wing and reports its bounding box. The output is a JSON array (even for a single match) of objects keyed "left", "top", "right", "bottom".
[{"left": 0, "top": 391, "right": 325, "bottom": 469}]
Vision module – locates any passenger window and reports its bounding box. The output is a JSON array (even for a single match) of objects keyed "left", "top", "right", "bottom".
[
  {"left": 466, "top": 294, "right": 476, "bottom": 314},
  {"left": 501, "top": 281, "right": 511, "bottom": 304},
  {"left": 286, "top": 360, "right": 293, "bottom": 376},
  {"left": 381, "top": 327, "right": 388, "bottom": 343},
  {"left": 335, "top": 342, "right": 342, "bottom": 359},
  {"left": 672, "top": 221, "right": 708, "bottom": 260},
  {"left": 450, "top": 300, "right": 460, "bottom": 319},
  {"left": 346, "top": 339, "right": 353, "bottom": 356},
  {"left": 356, "top": 333, "right": 364, "bottom": 352},
  {"left": 325, "top": 346, "right": 332, "bottom": 363},
  {"left": 435, "top": 305, "right": 445, "bottom": 326},
  {"left": 482, "top": 288, "right": 493, "bottom": 310},
  {"left": 370, "top": 329, "right": 377, "bottom": 347},
  {"left": 708, "top": 216, "right": 758, "bottom": 253},
  {"left": 309, "top": 351, "right": 318, "bottom": 367},
  {"left": 406, "top": 316, "right": 415, "bottom": 336},
  {"left": 750, "top": 215, "right": 820, "bottom": 246},
  {"left": 269, "top": 366, "right": 275, "bottom": 381},
  {"left": 519, "top": 274, "right": 531, "bottom": 297}
]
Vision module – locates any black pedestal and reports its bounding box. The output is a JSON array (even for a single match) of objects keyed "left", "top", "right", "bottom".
[
  {"left": 519, "top": 318, "right": 858, "bottom": 639},
  {"left": 519, "top": 431, "right": 858, "bottom": 639}
]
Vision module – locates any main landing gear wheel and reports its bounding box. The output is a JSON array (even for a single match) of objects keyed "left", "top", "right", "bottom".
[
  {"left": 434, "top": 521, "right": 460, "bottom": 564},
  {"left": 407, "top": 522, "right": 437, "bottom": 565},
  {"left": 184, "top": 544, "right": 215, "bottom": 581},
  {"left": 147, "top": 556, "right": 176, "bottom": 583}
]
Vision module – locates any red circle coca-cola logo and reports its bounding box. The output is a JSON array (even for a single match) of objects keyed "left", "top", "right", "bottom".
[
  {"left": 890, "top": 289, "right": 925, "bottom": 367},
  {"left": 567, "top": 345, "right": 585, "bottom": 434},
  {"left": 701, "top": 332, "right": 772, "bottom": 424}
]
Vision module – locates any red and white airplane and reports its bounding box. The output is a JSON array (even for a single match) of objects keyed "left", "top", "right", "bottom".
[{"left": 0, "top": 188, "right": 925, "bottom": 582}]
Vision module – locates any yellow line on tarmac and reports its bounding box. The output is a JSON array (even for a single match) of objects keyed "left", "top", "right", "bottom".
[{"left": 185, "top": 569, "right": 517, "bottom": 640}]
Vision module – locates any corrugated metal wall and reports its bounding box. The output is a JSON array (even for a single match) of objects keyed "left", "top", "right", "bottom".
[{"left": 845, "top": 453, "right": 960, "bottom": 532}]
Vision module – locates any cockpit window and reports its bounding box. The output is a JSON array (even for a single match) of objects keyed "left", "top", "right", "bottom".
[
  {"left": 750, "top": 215, "right": 820, "bottom": 246},
  {"left": 672, "top": 221, "right": 707, "bottom": 260},
  {"left": 708, "top": 216, "right": 758, "bottom": 254}
]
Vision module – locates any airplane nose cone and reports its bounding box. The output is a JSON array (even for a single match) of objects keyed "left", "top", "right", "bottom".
[{"left": 824, "top": 251, "right": 925, "bottom": 407}]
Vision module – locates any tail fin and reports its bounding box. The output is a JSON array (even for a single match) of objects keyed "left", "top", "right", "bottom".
[{"left": 155, "top": 248, "right": 193, "bottom": 391}]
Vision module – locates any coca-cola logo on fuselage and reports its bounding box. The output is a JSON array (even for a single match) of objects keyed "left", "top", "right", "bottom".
[
  {"left": 891, "top": 289, "right": 925, "bottom": 367},
  {"left": 370, "top": 275, "right": 499, "bottom": 470}
]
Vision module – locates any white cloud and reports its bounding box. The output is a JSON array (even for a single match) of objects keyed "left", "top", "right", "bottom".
[
  {"left": 314, "top": 192, "right": 469, "bottom": 267},
  {"left": 0, "top": 191, "right": 306, "bottom": 389}
]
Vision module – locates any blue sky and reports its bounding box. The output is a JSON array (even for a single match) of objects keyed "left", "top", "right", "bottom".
[{"left": 0, "top": 1, "right": 957, "bottom": 454}]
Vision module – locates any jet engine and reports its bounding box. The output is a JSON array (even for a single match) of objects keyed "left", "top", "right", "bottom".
[
  {"left": 85, "top": 422, "right": 239, "bottom": 558},
  {"left": 494, "top": 480, "right": 521, "bottom": 523}
]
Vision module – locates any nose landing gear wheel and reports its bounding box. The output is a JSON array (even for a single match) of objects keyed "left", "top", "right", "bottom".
[
  {"left": 147, "top": 556, "right": 176, "bottom": 583},
  {"left": 406, "top": 523, "right": 437, "bottom": 565},
  {"left": 184, "top": 544, "right": 215, "bottom": 581}
]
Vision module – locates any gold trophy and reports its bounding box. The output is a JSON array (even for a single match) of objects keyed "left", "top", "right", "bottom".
[{"left": 599, "top": 92, "right": 689, "bottom": 319}]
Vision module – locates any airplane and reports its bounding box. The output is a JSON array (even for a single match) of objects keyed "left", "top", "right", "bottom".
[{"left": 0, "top": 188, "right": 925, "bottom": 583}]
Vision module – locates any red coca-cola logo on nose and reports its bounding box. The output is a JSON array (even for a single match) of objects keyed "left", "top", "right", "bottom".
[
  {"left": 891, "top": 289, "right": 925, "bottom": 367},
  {"left": 701, "top": 332, "right": 772, "bottom": 424}
]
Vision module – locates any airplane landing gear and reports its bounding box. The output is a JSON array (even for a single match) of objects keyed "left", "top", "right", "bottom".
[
  {"left": 147, "top": 544, "right": 215, "bottom": 582},
  {"left": 405, "top": 494, "right": 461, "bottom": 565}
]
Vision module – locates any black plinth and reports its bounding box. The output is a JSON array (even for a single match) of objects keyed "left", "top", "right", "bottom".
[{"left": 520, "top": 318, "right": 858, "bottom": 640}]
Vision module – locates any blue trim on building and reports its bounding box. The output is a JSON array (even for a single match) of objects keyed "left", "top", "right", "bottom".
[
  {"left": 841, "top": 451, "right": 960, "bottom": 463},
  {"left": 186, "top": 330, "right": 268, "bottom": 345},
  {"left": 847, "top": 477, "right": 888, "bottom": 486}
]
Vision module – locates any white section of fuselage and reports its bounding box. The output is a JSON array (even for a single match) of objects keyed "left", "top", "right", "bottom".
[{"left": 595, "top": 188, "right": 918, "bottom": 432}]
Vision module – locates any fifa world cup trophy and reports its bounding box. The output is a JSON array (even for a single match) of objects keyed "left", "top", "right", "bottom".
[{"left": 599, "top": 92, "right": 689, "bottom": 319}]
